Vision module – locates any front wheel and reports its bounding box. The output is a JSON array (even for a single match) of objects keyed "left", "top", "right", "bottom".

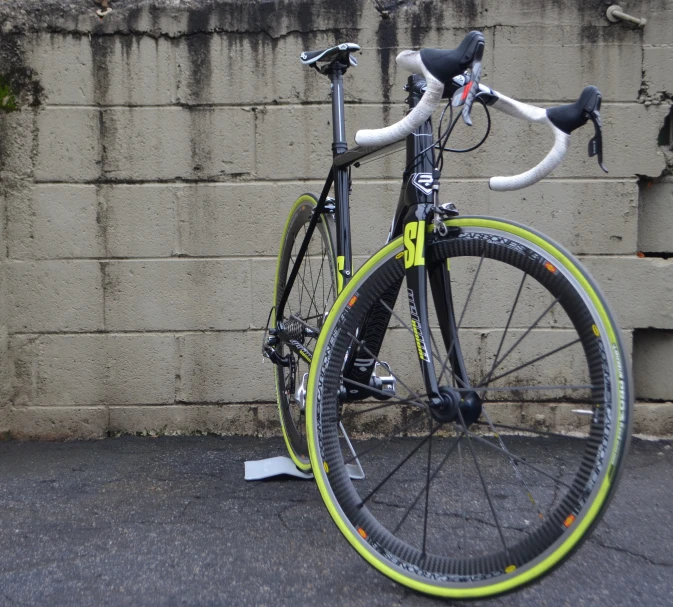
[{"left": 306, "top": 216, "right": 631, "bottom": 599}]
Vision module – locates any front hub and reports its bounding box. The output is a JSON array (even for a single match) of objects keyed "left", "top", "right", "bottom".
[{"left": 430, "top": 386, "right": 483, "bottom": 426}]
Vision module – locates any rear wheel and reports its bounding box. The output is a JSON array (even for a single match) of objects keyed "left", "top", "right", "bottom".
[
  {"left": 307, "top": 216, "right": 631, "bottom": 598},
  {"left": 274, "top": 194, "right": 337, "bottom": 470}
]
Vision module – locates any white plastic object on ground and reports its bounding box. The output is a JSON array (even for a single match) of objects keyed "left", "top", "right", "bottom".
[{"left": 354, "top": 50, "right": 444, "bottom": 148}]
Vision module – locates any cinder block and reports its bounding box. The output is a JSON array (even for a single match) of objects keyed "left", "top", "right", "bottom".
[
  {"left": 643, "top": 47, "right": 673, "bottom": 96},
  {"left": 177, "top": 183, "right": 293, "bottom": 257},
  {"left": 643, "top": 0, "right": 673, "bottom": 47},
  {"left": 0, "top": 189, "right": 5, "bottom": 262},
  {"left": 0, "top": 110, "right": 35, "bottom": 179},
  {"left": 35, "top": 108, "right": 101, "bottom": 182},
  {"left": 109, "top": 404, "right": 259, "bottom": 436},
  {"left": 0, "top": 263, "right": 6, "bottom": 327},
  {"left": 340, "top": 400, "right": 406, "bottom": 438},
  {"left": 104, "top": 259, "right": 251, "bottom": 330},
  {"left": 582, "top": 256, "right": 673, "bottom": 330},
  {"left": 0, "top": 324, "right": 9, "bottom": 410},
  {"left": 633, "top": 402, "right": 673, "bottom": 437},
  {"left": 639, "top": 179, "right": 673, "bottom": 253},
  {"left": 101, "top": 107, "right": 254, "bottom": 181},
  {"left": 10, "top": 333, "right": 176, "bottom": 406},
  {"left": 492, "top": 25, "right": 642, "bottom": 102},
  {"left": 8, "top": 185, "right": 104, "bottom": 259},
  {"left": 255, "top": 402, "right": 282, "bottom": 437},
  {"left": 90, "top": 35, "right": 177, "bottom": 105},
  {"left": 101, "top": 184, "right": 178, "bottom": 258},
  {"left": 249, "top": 258, "right": 279, "bottom": 330},
  {"left": 177, "top": 331, "right": 274, "bottom": 403},
  {"left": 28, "top": 33, "right": 95, "bottom": 105},
  {"left": 8, "top": 260, "right": 104, "bottom": 332},
  {"left": 175, "top": 34, "right": 292, "bottom": 105},
  {"left": 9, "top": 406, "right": 108, "bottom": 440},
  {"left": 255, "top": 104, "right": 404, "bottom": 180},
  {"left": 634, "top": 330, "right": 673, "bottom": 401}
]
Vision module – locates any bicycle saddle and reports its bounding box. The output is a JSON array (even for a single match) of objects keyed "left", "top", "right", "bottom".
[{"left": 300, "top": 43, "right": 360, "bottom": 67}]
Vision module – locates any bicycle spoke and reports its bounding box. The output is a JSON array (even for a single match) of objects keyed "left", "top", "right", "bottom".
[
  {"left": 305, "top": 238, "right": 318, "bottom": 321},
  {"left": 463, "top": 429, "right": 574, "bottom": 489},
  {"left": 483, "top": 296, "right": 560, "bottom": 382},
  {"left": 392, "top": 431, "right": 464, "bottom": 534},
  {"left": 308, "top": 251, "right": 326, "bottom": 321},
  {"left": 343, "top": 412, "right": 429, "bottom": 465},
  {"left": 482, "top": 273, "right": 527, "bottom": 386},
  {"left": 289, "top": 252, "right": 315, "bottom": 314},
  {"left": 436, "top": 251, "right": 485, "bottom": 386},
  {"left": 358, "top": 424, "right": 441, "bottom": 507},
  {"left": 422, "top": 417, "right": 433, "bottom": 555},
  {"left": 455, "top": 384, "right": 594, "bottom": 394},
  {"left": 379, "top": 299, "right": 442, "bottom": 363},
  {"left": 480, "top": 337, "right": 583, "bottom": 387},
  {"left": 457, "top": 408, "right": 510, "bottom": 557},
  {"left": 473, "top": 419, "right": 589, "bottom": 440},
  {"left": 480, "top": 407, "right": 544, "bottom": 520},
  {"left": 428, "top": 326, "right": 468, "bottom": 389},
  {"left": 457, "top": 251, "right": 485, "bottom": 329},
  {"left": 381, "top": 299, "right": 466, "bottom": 390},
  {"left": 458, "top": 438, "right": 466, "bottom": 551}
]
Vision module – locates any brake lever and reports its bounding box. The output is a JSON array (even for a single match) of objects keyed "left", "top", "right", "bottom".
[
  {"left": 450, "top": 40, "right": 485, "bottom": 126},
  {"left": 587, "top": 109, "right": 608, "bottom": 173},
  {"left": 583, "top": 89, "right": 608, "bottom": 173}
]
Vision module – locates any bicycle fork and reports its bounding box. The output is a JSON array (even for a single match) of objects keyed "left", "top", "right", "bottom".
[{"left": 402, "top": 205, "right": 482, "bottom": 426}]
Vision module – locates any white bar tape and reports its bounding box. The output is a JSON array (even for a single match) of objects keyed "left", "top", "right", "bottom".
[
  {"left": 487, "top": 92, "right": 570, "bottom": 191},
  {"left": 354, "top": 50, "right": 444, "bottom": 147}
]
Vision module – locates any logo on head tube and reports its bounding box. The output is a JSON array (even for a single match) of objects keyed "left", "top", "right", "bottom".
[{"left": 411, "top": 173, "right": 433, "bottom": 196}]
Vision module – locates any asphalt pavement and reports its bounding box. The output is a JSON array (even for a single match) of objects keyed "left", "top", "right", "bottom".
[{"left": 0, "top": 436, "right": 671, "bottom": 606}]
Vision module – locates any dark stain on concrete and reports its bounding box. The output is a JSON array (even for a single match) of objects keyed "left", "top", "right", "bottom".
[
  {"left": 185, "top": 30, "right": 213, "bottom": 104},
  {"left": 95, "top": 184, "right": 110, "bottom": 257},
  {"left": 91, "top": 35, "right": 114, "bottom": 105},
  {"left": 376, "top": 13, "right": 398, "bottom": 125},
  {"left": 0, "top": 35, "right": 43, "bottom": 110}
]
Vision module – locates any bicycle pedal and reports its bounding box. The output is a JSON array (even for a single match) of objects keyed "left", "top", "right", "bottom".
[{"left": 370, "top": 361, "right": 396, "bottom": 397}]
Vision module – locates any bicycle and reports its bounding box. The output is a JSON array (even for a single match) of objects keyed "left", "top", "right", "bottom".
[{"left": 263, "top": 32, "right": 632, "bottom": 598}]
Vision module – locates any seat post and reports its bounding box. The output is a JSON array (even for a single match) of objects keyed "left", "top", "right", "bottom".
[
  {"left": 330, "top": 68, "right": 348, "bottom": 157},
  {"left": 328, "top": 64, "right": 352, "bottom": 293}
]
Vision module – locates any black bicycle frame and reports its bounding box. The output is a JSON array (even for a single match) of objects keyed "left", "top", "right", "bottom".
[{"left": 275, "top": 67, "right": 470, "bottom": 403}]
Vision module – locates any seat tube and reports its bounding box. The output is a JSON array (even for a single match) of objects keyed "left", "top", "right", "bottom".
[{"left": 330, "top": 68, "right": 352, "bottom": 295}]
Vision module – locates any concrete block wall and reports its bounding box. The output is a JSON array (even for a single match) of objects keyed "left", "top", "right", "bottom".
[{"left": 0, "top": 0, "right": 671, "bottom": 439}]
